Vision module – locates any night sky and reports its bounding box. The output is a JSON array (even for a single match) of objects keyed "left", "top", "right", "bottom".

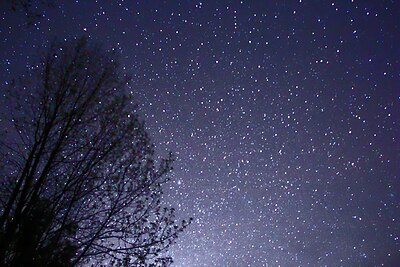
[{"left": 1, "top": 1, "right": 400, "bottom": 266}]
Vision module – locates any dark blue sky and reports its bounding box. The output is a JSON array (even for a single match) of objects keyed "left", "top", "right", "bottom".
[{"left": 1, "top": 1, "right": 399, "bottom": 266}]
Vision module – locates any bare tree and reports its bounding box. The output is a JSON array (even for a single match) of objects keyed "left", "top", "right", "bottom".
[{"left": 0, "top": 38, "right": 190, "bottom": 266}]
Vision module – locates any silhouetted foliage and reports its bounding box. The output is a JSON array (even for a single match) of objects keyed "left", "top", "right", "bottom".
[
  {"left": 5, "top": 0, "right": 55, "bottom": 25},
  {"left": 0, "top": 37, "right": 191, "bottom": 266}
]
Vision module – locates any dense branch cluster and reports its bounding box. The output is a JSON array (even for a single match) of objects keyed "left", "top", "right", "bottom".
[
  {"left": 6, "top": 0, "right": 54, "bottom": 25},
  {"left": 0, "top": 38, "right": 190, "bottom": 266}
]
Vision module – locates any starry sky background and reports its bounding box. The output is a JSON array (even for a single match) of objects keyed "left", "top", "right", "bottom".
[{"left": 1, "top": 1, "right": 399, "bottom": 266}]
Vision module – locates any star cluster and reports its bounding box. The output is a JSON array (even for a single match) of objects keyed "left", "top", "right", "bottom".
[{"left": 1, "top": 1, "right": 399, "bottom": 266}]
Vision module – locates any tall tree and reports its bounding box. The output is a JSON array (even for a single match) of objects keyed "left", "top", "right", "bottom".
[{"left": 0, "top": 38, "right": 190, "bottom": 266}]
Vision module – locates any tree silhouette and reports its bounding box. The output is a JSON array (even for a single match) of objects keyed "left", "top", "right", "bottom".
[
  {"left": 4, "top": 0, "right": 55, "bottom": 25},
  {"left": 0, "top": 37, "right": 190, "bottom": 266}
]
